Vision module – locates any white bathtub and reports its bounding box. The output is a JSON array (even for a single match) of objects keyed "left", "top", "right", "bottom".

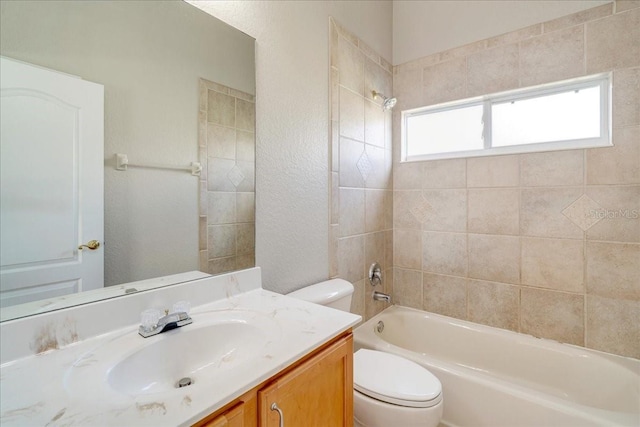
[{"left": 353, "top": 306, "right": 640, "bottom": 427}]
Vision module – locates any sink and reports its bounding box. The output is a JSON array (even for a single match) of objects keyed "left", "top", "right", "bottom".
[{"left": 64, "top": 310, "right": 281, "bottom": 396}]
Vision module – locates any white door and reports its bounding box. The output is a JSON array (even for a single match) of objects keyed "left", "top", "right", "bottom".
[{"left": 0, "top": 56, "right": 104, "bottom": 308}]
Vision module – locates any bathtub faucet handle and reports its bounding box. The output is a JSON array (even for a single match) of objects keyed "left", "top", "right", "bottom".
[{"left": 369, "top": 262, "right": 383, "bottom": 286}]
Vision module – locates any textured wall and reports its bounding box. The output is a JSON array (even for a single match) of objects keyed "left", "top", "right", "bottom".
[
  {"left": 328, "top": 19, "right": 394, "bottom": 321},
  {"left": 392, "top": 2, "right": 639, "bottom": 358},
  {"left": 189, "top": 1, "right": 393, "bottom": 293}
]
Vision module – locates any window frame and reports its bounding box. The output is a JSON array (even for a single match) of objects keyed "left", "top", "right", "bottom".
[{"left": 401, "top": 73, "right": 612, "bottom": 162}]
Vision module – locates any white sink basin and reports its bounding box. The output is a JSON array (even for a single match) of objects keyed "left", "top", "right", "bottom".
[{"left": 65, "top": 310, "right": 281, "bottom": 396}]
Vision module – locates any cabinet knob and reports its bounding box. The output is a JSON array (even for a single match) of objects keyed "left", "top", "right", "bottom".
[{"left": 270, "top": 403, "right": 284, "bottom": 427}]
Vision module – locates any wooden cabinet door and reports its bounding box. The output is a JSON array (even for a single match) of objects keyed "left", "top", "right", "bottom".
[
  {"left": 258, "top": 334, "right": 353, "bottom": 427},
  {"left": 194, "top": 390, "right": 257, "bottom": 427}
]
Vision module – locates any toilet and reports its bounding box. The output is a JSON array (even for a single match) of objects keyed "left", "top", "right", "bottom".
[{"left": 288, "top": 279, "right": 443, "bottom": 427}]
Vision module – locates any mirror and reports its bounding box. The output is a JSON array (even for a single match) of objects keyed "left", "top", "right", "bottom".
[{"left": 0, "top": 1, "right": 255, "bottom": 320}]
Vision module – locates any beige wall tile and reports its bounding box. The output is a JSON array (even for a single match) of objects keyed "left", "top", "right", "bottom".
[
  {"left": 337, "top": 35, "right": 364, "bottom": 96},
  {"left": 521, "top": 288, "right": 584, "bottom": 345},
  {"left": 520, "top": 150, "right": 584, "bottom": 187},
  {"left": 331, "top": 67, "right": 339, "bottom": 122},
  {"left": 208, "top": 256, "right": 236, "bottom": 275},
  {"left": 613, "top": 67, "right": 640, "bottom": 128},
  {"left": 587, "top": 126, "right": 640, "bottom": 185},
  {"left": 338, "top": 235, "right": 365, "bottom": 284},
  {"left": 544, "top": 3, "right": 613, "bottom": 33},
  {"left": 467, "top": 44, "right": 519, "bottom": 97},
  {"left": 339, "top": 87, "right": 365, "bottom": 142},
  {"left": 207, "top": 124, "right": 235, "bottom": 160},
  {"left": 236, "top": 160, "right": 255, "bottom": 192},
  {"left": 393, "top": 61, "right": 423, "bottom": 111},
  {"left": 586, "top": 186, "right": 640, "bottom": 242},
  {"left": 521, "top": 237, "right": 585, "bottom": 293},
  {"left": 383, "top": 190, "right": 393, "bottom": 230},
  {"left": 199, "top": 216, "right": 206, "bottom": 251},
  {"left": 384, "top": 230, "right": 394, "bottom": 270},
  {"left": 586, "top": 8, "right": 640, "bottom": 73},
  {"left": 199, "top": 181, "right": 207, "bottom": 216},
  {"left": 365, "top": 57, "right": 392, "bottom": 104},
  {"left": 616, "top": 0, "right": 640, "bottom": 12},
  {"left": 423, "top": 273, "right": 468, "bottom": 319},
  {"left": 339, "top": 188, "right": 365, "bottom": 237},
  {"left": 587, "top": 295, "right": 640, "bottom": 358},
  {"left": 421, "top": 189, "right": 467, "bottom": 232},
  {"left": 365, "top": 99, "right": 385, "bottom": 148},
  {"left": 365, "top": 232, "right": 386, "bottom": 276},
  {"left": 394, "top": 161, "right": 423, "bottom": 189},
  {"left": 207, "top": 90, "right": 235, "bottom": 127},
  {"left": 438, "top": 39, "right": 486, "bottom": 63},
  {"left": 468, "top": 189, "right": 519, "bottom": 235},
  {"left": 365, "top": 189, "right": 387, "bottom": 233},
  {"left": 394, "top": 229, "right": 422, "bottom": 269},
  {"left": 422, "top": 57, "right": 467, "bottom": 105},
  {"left": 235, "top": 98, "right": 255, "bottom": 132},
  {"left": 208, "top": 192, "right": 236, "bottom": 225},
  {"left": 423, "top": 231, "right": 468, "bottom": 276},
  {"left": 236, "top": 253, "right": 255, "bottom": 270},
  {"left": 331, "top": 120, "right": 339, "bottom": 172},
  {"left": 520, "top": 25, "right": 584, "bottom": 86},
  {"left": 207, "top": 158, "right": 236, "bottom": 192},
  {"left": 207, "top": 225, "right": 236, "bottom": 258},
  {"left": 467, "top": 155, "right": 519, "bottom": 187},
  {"left": 468, "top": 234, "right": 520, "bottom": 283},
  {"left": 393, "top": 190, "right": 423, "bottom": 229},
  {"left": 330, "top": 224, "right": 339, "bottom": 278},
  {"left": 339, "top": 137, "right": 365, "bottom": 188},
  {"left": 587, "top": 241, "right": 640, "bottom": 300},
  {"left": 199, "top": 249, "right": 207, "bottom": 271},
  {"left": 423, "top": 159, "right": 466, "bottom": 188},
  {"left": 393, "top": 268, "right": 423, "bottom": 309},
  {"left": 521, "top": 187, "right": 585, "bottom": 239},
  {"left": 237, "top": 223, "right": 254, "bottom": 255},
  {"left": 468, "top": 279, "right": 520, "bottom": 331},
  {"left": 331, "top": 172, "right": 339, "bottom": 225},
  {"left": 365, "top": 144, "right": 390, "bottom": 189},
  {"left": 487, "top": 25, "right": 542, "bottom": 49},
  {"left": 236, "top": 192, "right": 255, "bottom": 223},
  {"left": 351, "top": 279, "right": 366, "bottom": 319},
  {"left": 236, "top": 131, "right": 255, "bottom": 162}
]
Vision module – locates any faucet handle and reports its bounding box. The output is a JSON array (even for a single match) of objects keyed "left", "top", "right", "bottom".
[
  {"left": 172, "top": 300, "right": 191, "bottom": 315},
  {"left": 140, "top": 308, "right": 161, "bottom": 331}
]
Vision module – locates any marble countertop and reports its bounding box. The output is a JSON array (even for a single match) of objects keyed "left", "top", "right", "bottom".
[{"left": 0, "top": 288, "right": 360, "bottom": 426}]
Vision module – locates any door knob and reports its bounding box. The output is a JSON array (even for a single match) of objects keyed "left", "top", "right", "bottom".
[{"left": 78, "top": 240, "right": 100, "bottom": 250}]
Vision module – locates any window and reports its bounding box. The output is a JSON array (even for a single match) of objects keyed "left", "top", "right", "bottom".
[{"left": 402, "top": 73, "right": 611, "bottom": 162}]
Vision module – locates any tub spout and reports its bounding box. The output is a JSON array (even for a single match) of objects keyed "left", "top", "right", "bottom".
[{"left": 373, "top": 291, "right": 391, "bottom": 303}]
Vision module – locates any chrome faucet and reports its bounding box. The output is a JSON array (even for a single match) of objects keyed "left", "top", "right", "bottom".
[
  {"left": 139, "top": 304, "right": 192, "bottom": 338},
  {"left": 373, "top": 291, "right": 391, "bottom": 303}
]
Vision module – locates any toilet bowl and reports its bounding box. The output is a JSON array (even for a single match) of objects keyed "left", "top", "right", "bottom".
[{"left": 287, "top": 279, "right": 443, "bottom": 427}]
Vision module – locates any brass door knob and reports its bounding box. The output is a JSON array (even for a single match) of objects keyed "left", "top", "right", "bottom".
[{"left": 78, "top": 240, "right": 101, "bottom": 250}]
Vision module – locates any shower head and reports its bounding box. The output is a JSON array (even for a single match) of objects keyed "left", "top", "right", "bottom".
[{"left": 372, "top": 90, "right": 397, "bottom": 111}]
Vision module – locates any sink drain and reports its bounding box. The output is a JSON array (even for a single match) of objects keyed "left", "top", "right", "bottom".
[{"left": 177, "top": 377, "right": 193, "bottom": 388}]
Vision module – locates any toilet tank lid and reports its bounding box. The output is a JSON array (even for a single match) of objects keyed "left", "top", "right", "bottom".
[{"left": 287, "top": 279, "right": 353, "bottom": 304}]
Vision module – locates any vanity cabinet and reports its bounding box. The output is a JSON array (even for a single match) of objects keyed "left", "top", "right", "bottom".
[{"left": 194, "top": 332, "right": 353, "bottom": 427}]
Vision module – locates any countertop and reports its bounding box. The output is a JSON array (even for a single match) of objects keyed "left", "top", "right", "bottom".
[{"left": 0, "top": 288, "right": 360, "bottom": 426}]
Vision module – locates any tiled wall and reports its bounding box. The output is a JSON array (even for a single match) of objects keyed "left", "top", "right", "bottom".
[
  {"left": 329, "top": 19, "right": 394, "bottom": 321},
  {"left": 198, "top": 79, "right": 256, "bottom": 275},
  {"left": 392, "top": 2, "right": 639, "bottom": 358}
]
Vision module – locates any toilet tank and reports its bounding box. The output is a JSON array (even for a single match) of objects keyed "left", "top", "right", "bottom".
[{"left": 287, "top": 279, "right": 353, "bottom": 312}]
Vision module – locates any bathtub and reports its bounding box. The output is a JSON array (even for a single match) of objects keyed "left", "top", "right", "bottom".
[{"left": 353, "top": 306, "right": 640, "bottom": 427}]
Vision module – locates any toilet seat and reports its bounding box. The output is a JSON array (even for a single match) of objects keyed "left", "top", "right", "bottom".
[{"left": 354, "top": 349, "right": 442, "bottom": 409}]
